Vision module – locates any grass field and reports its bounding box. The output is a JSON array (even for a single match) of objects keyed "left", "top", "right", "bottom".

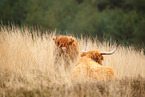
[{"left": 0, "top": 26, "right": 145, "bottom": 97}]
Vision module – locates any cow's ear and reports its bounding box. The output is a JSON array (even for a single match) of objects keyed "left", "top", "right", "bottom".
[{"left": 81, "top": 52, "right": 87, "bottom": 57}]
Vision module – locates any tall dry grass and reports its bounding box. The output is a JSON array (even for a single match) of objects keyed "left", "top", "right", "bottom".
[{"left": 0, "top": 26, "right": 145, "bottom": 97}]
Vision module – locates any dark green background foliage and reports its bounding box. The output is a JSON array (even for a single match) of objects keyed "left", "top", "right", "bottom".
[{"left": 0, "top": 0, "right": 145, "bottom": 47}]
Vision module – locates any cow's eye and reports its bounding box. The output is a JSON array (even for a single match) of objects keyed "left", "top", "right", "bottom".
[
  {"left": 69, "top": 41, "right": 74, "bottom": 45},
  {"left": 69, "top": 42, "right": 72, "bottom": 44}
]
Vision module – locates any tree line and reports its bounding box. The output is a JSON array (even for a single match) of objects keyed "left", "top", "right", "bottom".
[{"left": 0, "top": 0, "right": 145, "bottom": 49}]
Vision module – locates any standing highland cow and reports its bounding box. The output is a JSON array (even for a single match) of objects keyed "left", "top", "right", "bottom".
[
  {"left": 53, "top": 35, "right": 79, "bottom": 65},
  {"left": 71, "top": 43, "right": 117, "bottom": 81}
]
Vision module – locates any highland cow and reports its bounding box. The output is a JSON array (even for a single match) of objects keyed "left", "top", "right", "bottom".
[
  {"left": 71, "top": 43, "right": 117, "bottom": 81},
  {"left": 53, "top": 35, "right": 79, "bottom": 64}
]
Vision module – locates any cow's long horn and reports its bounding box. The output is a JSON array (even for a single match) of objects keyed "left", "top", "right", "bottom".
[
  {"left": 82, "top": 40, "right": 88, "bottom": 52},
  {"left": 100, "top": 44, "right": 117, "bottom": 55}
]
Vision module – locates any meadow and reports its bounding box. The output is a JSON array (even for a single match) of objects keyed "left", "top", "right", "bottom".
[{"left": 0, "top": 26, "right": 145, "bottom": 97}]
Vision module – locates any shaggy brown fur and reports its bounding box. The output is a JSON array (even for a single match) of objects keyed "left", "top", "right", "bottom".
[
  {"left": 53, "top": 35, "right": 79, "bottom": 63},
  {"left": 81, "top": 50, "right": 104, "bottom": 65},
  {"left": 71, "top": 50, "right": 115, "bottom": 81}
]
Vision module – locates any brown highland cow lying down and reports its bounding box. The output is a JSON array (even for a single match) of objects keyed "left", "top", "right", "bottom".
[{"left": 71, "top": 42, "right": 117, "bottom": 81}]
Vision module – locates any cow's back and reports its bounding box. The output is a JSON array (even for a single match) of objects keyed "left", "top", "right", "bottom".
[{"left": 70, "top": 58, "right": 115, "bottom": 81}]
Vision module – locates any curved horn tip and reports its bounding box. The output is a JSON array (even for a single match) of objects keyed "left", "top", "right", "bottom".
[
  {"left": 82, "top": 40, "right": 88, "bottom": 52},
  {"left": 100, "top": 46, "right": 117, "bottom": 55}
]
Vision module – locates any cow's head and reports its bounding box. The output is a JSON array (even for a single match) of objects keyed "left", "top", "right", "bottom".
[
  {"left": 53, "top": 35, "right": 75, "bottom": 53},
  {"left": 81, "top": 41, "right": 117, "bottom": 65},
  {"left": 81, "top": 50, "right": 104, "bottom": 65}
]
